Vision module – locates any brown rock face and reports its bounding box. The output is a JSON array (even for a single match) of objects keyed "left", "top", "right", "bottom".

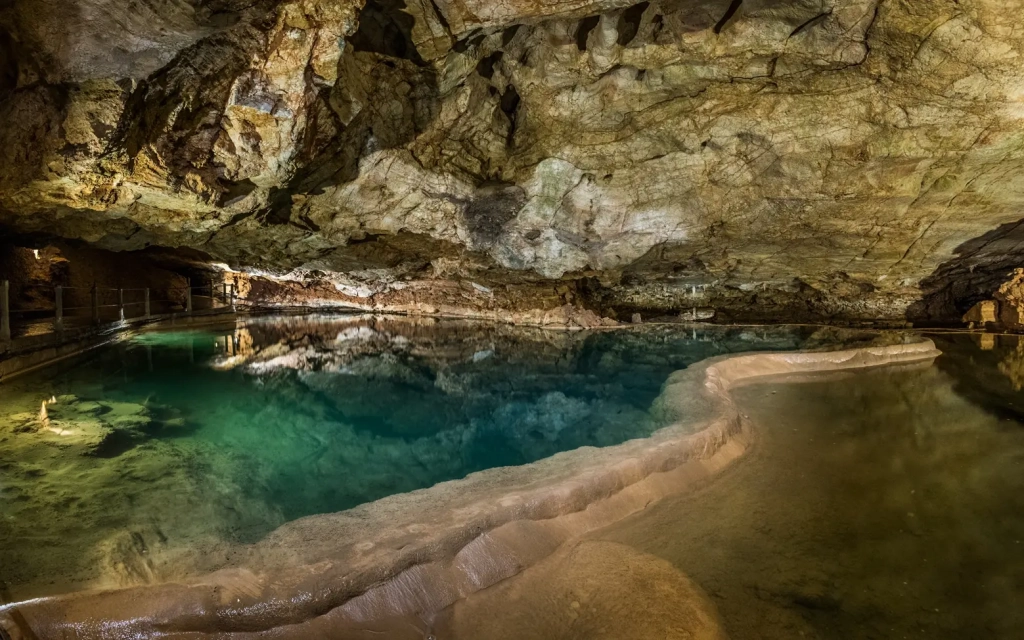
[
  {"left": 996, "top": 269, "right": 1024, "bottom": 329},
  {"left": 2, "top": 0, "right": 1024, "bottom": 322}
]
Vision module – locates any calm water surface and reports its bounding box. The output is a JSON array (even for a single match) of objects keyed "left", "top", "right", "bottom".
[
  {"left": 3, "top": 317, "right": 1023, "bottom": 640},
  {"left": 0, "top": 315, "right": 822, "bottom": 598},
  {"left": 587, "top": 332, "right": 1024, "bottom": 640}
]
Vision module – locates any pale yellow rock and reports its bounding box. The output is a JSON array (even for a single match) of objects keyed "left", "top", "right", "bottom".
[
  {"left": 963, "top": 300, "right": 999, "bottom": 325},
  {"left": 996, "top": 269, "right": 1024, "bottom": 330}
]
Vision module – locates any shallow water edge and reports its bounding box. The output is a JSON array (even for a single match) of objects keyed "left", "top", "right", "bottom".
[{"left": 0, "top": 339, "right": 941, "bottom": 639}]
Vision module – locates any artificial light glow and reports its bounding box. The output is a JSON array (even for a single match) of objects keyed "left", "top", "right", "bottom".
[{"left": 33, "top": 249, "right": 40, "bottom": 260}]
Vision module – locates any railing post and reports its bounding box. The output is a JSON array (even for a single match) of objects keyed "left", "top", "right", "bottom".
[
  {"left": 186, "top": 281, "right": 193, "bottom": 315},
  {"left": 229, "top": 283, "right": 235, "bottom": 310},
  {"left": 54, "top": 286, "right": 64, "bottom": 334},
  {"left": 91, "top": 284, "right": 100, "bottom": 324},
  {"left": 1, "top": 280, "right": 10, "bottom": 345},
  {"left": 210, "top": 278, "right": 217, "bottom": 308},
  {"left": 118, "top": 288, "right": 125, "bottom": 321},
  {"left": 144, "top": 288, "right": 151, "bottom": 319}
]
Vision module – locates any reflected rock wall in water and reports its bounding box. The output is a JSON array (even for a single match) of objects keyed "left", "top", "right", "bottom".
[{"left": 0, "top": 316, "right": 831, "bottom": 598}]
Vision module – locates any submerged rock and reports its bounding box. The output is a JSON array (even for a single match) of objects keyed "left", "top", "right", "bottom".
[
  {"left": 442, "top": 541, "right": 728, "bottom": 640},
  {"left": 27, "top": 396, "right": 188, "bottom": 456}
]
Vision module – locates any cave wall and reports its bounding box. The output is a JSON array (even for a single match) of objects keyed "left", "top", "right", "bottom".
[
  {"left": 0, "top": 240, "right": 189, "bottom": 315},
  {"left": 2, "top": 0, "right": 1024, "bottom": 323}
]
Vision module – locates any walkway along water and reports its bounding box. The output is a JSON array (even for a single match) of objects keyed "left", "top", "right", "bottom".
[{"left": 0, "top": 279, "right": 245, "bottom": 380}]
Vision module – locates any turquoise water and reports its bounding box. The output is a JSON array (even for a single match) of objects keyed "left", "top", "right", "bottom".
[
  {"left": 0, "top": 315, "right": 829, "bottom": 596},
  {"left": 5, "top": 318, "right": 1024, "bottom": 636}
]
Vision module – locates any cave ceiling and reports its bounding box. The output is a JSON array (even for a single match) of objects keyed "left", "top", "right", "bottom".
[{"left": 2, "top": 0, "right": 1024, "bottom": 320}]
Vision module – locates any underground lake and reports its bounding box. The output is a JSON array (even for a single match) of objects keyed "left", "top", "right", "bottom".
[
  {"left": 5, "top": 0, "right": 1024, "bottom": 635},
  {"left": 0, "top": 315, "right": 827, "bottom": 599},
  {"left": 0, "top": 316, "right": 1022, "bottom": 639}
]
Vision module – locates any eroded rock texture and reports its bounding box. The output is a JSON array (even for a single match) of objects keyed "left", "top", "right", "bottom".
[{"left": 2, "top": 0, "right": 1024, "bottom": 322}]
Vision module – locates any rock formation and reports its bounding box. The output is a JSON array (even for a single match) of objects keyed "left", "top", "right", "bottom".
[
  {"left": 440, "top": 540, "right": 728, "bottom": 639},
  {"left": 2, "top": 0, "right": 1024, "bottom": 323}
]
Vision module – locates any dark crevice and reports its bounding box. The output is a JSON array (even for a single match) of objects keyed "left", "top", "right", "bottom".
[
  {"left": 349, "top": 0, "right": 425, "bottom": 65},
  {"left": 617, "top": 2, "right": 650, "bottom": 46},
  {"left": 576, "top": 16, "right": 600, "bottom": 52},
  {"left": 476, "top": 52, "right": 503, "bottom": 81},
  {"left": 500, "top": 85, "right": 520, "bottom": 148},
  {"left": 502, "top": 25, "right": 521, "bottom": 47},
  {"left": 206, "top": 10, "right": 242, "bottom": 29},
  {"left": 0, "top": 27, "right": 19, "bottom": 97},
  {"left": 650, "top": 13, "right": 665, "bottom": 40},
  {"left": 217, "top": 178, "right": 257, "bottom": 207},
  {"left": 297, "top": 213, "right": 321, "bottom": 232},
  {"left": 713, "top": 0, "right": 743, "bottom": 35},
  {"left": 862, "top": 5, "right": 879, "bottom": 61},
  {"left": 908, "top": 217, "right": 1024, "bottom": 323},
  {"left": 221, "top": 208, "right": 260, "bottom": 228},
  {"left": 453, "top": 32, "right": 485, "bottom": 53},
  {"left": 789, "top": 10, "right": 832, "bottom": 38},
  {"left": 500, "top": 85, "right": 520, "bottom": 117},
  {"left": 426, "top": 0, "right": 452, "bottom": 35},
  {"left": 260, "top": 188, "right": 294, "bottom": 225}
]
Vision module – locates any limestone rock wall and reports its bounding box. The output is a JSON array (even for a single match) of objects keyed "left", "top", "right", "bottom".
[{"left": 2, "top": 0, "right": 1024, "bottom": 322}]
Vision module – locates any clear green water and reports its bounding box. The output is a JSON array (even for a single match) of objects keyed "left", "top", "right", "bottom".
[
  {"left": 5, "top": 319, "right": 1024, "bottom": 637},
  {"left": 0, "top": 315, "right": 829, "bottom": 597}
]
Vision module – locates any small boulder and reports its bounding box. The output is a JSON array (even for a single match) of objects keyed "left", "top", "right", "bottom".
[{"left": 962, "top": 300, "right": 998, "bottom": 325}]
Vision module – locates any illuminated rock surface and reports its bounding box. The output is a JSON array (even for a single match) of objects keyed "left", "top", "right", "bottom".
[{"left": 3, "top": 0, "right": 1024, "bottom": 321}]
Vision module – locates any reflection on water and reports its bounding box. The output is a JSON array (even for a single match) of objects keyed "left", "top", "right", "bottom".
[
  {"left": 931, "top": 332, "right": 1024, "bottom": 422},
  {"left": 7, "top": 316, "right": 1022, "bottom": 637},
  {"left": 592, "top": 340, "right": 1024, "bottom": 640},
  {"left": 0, "top": 315, "right": 824, "bottom": 599}
]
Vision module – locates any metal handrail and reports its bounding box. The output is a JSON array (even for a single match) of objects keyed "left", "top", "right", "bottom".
[{"left": 1, "top": 280, "right": 242, "bottom": 344}]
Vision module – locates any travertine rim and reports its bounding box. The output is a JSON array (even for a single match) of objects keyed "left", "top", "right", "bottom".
[{"left": 0, "top": 340, "right": 941, "bottom": 640}]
